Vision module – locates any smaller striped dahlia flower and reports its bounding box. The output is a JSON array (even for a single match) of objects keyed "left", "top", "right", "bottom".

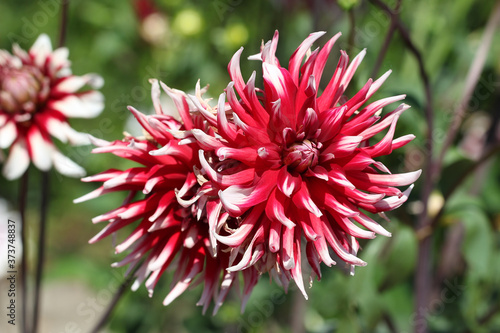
[
  {"left": 76, "top": 80, "right": 259, "bottom": 314},
  {"left": 180, "top": 31, "right": 421, "bottom": 297},
  {"left": 0, "top": 34, "right": 104, "bottom": 179}
]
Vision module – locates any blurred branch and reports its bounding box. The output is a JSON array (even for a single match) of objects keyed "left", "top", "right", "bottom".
[
  {"left": 368, "top": 2, "right": 435, "bottom": 332},
  {"left": 291, "top": 289, "right": 306, "bottom": 333},
  {"left": 370, "top": 0, "right": 402, "bottom": 78},
  {"left": 32, "top": 171, "right": 49, "bottom": 333},
  {"left": 90, "top": 267, "right": 139, "bottom": 333},
  {"left": 435, "top": 0, "right": 500, "bottom": 176},
  {"left": 347, "top": 9, "right": 356, "bottom": 55},
  {"left": 383, "top": 312, "right": 398, "bottom": 333},
  {"left": 463, "top": 303, "right": 500, "bottom": 333},
  {"left": 58, "top": 0, "right": 69, "bottom": 48},
  {"left": 19, "top": 171, "right": 29, "bottom": 333}
]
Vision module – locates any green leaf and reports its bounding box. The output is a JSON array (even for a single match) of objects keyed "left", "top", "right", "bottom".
[{"left": 338, "top": 0, "right": 360, "bottom": 11}]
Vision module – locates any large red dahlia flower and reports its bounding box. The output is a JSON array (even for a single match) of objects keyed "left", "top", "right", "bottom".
[
  {"left": 76, "top": 80, "right": 259, "bottom": 314},
  {"left": 185, "top": 31, "right": 421, "bottom": 297},
  {"left": 0, "top": 34, "right": 104, "bottom": 179}
]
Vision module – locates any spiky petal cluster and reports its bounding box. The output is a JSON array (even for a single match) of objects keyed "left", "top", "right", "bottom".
[
  {"left": 0, "top": 34, "right": 104, "bottom": 179},
  {"left": 182, "top": 31, "right": 421, "bottom": 297},
  {"left": 76, "top": 80, "right": 259, "bottom": 314},
  {"left": 80, "top": 31, "right": 420, "bottom": 311}
]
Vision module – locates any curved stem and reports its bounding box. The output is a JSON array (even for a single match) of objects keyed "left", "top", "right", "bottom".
[
  {"left": 347, "top": 9, "right": 356, "bottom": 55},
  {"left": 368, "top": 1, "right": 435, "bottom": 331},
  {"left": 90, "top": 269, "right": 137, "bottom": 333},
  {"left": 370, "top": 0, "right": 401, "bottom": 78},
  {"left": 32, "top": 171, "right": 49, "bottom": 333},
  {"left": 58, "top": 0, "right": 69, "bottom": 48},
  {"left": 435, "top": 0, "right": 500, "bottom": 175},
  {"left": 19, "top": 171, "right": 29, "bottom": 333}
]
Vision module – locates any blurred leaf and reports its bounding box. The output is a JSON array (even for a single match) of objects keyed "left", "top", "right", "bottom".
[{"left": 337, "top": 0, "right": 360, "bottom": 11}]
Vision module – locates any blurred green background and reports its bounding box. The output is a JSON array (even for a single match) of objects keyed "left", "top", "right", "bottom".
[{"left": 1, "top": 0, "right": 500, "bottom": 332}]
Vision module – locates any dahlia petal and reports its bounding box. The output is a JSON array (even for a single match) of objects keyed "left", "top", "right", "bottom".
[
  {"left": 160, "top": 82, "right": 194, "bottom": 129},
  {"left": 306, "top": 165, "right": 329, "bottom": 181},
  {"left": 358, "top": 104, "right": 410, "bottom": 140},
  {"left": 352, "top": 213, "right": 391, "bottom": 237},
  {"left": 226, "top": 225, "right": 264, "bottom": 272},
  {"left": 301, "top": 218, "right": 319, "bottom": 241},
  {"left": 148, "top": 209, "right": 177, "bottom": 232},
  {"left": 367, "top": 70, "right": 392, "bottom": 99},
  {"left": 391, "top": 134, "right": 416, "bottom": 150},
  {"left": 322, "top": 219, "right": 366, "bottom": 266},
  {"left": 0, "top": 115, "right": 6, "bottom": 127},
  {"left": 228, "top": 48, "right": 252, "bottom": 107},
  {"left": 291, "top": 184, "right": 322, "bottom": 217},
  {"left": 188, "top": 96, "right": 217, "bottom": 127},
  {"left": 163, "top": 256, "right": 204, "bottom": 306},
  {"left": 28, "top": 127, "right": 53, "bottom": 171},
  {"left": 0, "top": 121, "right": 17, "bottom": 148},
  {"left": 322, "top": 135, "right": 363, "bottom": 159},
  {"left": 265, "top": 188, "right": 296, "bottom": 229},
  {"left": 232, "top": 112, "right": 269, "bottom": 145},
  {"left": 131, "top": 262, "right": 151, "bottom": 292},
  {"left": 116, "top": 227, "right": 148, "bottom": 254},
  {"left": 334, "top": 215, "right": 375, "bottom": 239},
  {"left": 362, "top": 113, "right": 400, "bottom": 157},
  {"left": 323, "top": 191, "right": 359, "bottom": 217},
  {"left": 225, "top": 82, "right": 257, "bottom": 127},
  {"left": 212, "top": 271, "right": 236, "bottom": 315},
  {"left": 340, "top": 49, "right": 366, "bottom": 93},
  {"left": 191, "top": 129, "right": 225, "bottom": 150},
  {"left": 260, "top": 30, "right": 280, "bottom": 65},
  {"left": 317, "top": 50, "right": 348, "bottom": 110},
  {"left": 372, "top": 184, "right": 414, "bottom": 212},
  {"left": 216, "top": 93, "right": 238, "bottom": 142},
  {"left": 51, "top": 91, "right": 104, "bottom": 118},
  {"left": 73, "top": 186, "right": 111, "bottom": 203},
  {"left": 309, "top": 215, "right": 336, "bottom": 266},
  {"left": 30, "top": 34, "right": 52, "bottom": 67},
  {"left": 263, "top": 63, "right": 297, "bottom": 129},
  {"left": 317, "top": 105, "right": 347, "bottom": 142},
  {"left": 355, "top": 94, "right": 406, "bottom": 124},
  {"left": 269, "top": 219, "right": 281, "bottom": 252},
  {"left": 306, "top": 241, "right": 322, "bottom": 280},
  {"left": 219, "top": 171, "right": 277, "bottom": 216},
  {"left": 48, "top": 47, "right": 70, "bottom": 75},
  {"left": 349, "top": 169, "right": 422, "bottom": 187},
  {"left": 148, "top": 79, "right": 164, "bottom": 115},
  {"left": 282, "top": 224, "right": 295, "bottom": 270},
  {"left": 148, "top": 192, "right": 176, "bottom": 222},
  {"left": 199, "top": 150, "right": 255, "bottom": 187},
  {"left": 277, "top": 166, "right": 302, "bottom": 197},
  {"left": 206, "top": 200, "right": 222, "bottom": 254},
  {"left": 311, "top": 33, "right": 342, "bottom": 90},
  {"left": 240, "top": 269, "right": 259, "bottom": 313},
  {"left": 183, "top": 225, "right": 199, "bottom": 248},
  {"left": 290, "top": 232, "right": 308, "bottom": 299},
  {"left": 288, "top": 31, "right": 326, "bottom": 85},
  {"left": 52, "top": 150, "right": 86, "bottom": 177},
  {"left": 55, "top": 74, "right": 103, "bottom": 93},
  {"left": 3, "top": 140, "right": 30, "bottom": 180},
  {"left": 343, "top": 78, "right": 373, "bottom": 118},
  {"left": 327, "top": 166, "right": 355, "bottom": 189},
  {"left": 340, "top": 187, "right": 385, "bottom": 204}
]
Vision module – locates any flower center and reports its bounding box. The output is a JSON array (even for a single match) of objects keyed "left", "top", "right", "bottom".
[
  {"left": 0, "top": 66, "right": 45, "bottom": 114},
  {"left": 283, "top": 139, "right": 319, "bottom": 173}
]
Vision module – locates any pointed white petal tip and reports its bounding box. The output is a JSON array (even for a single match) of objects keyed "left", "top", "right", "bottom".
[{"left": 88, "top": 135, "right": 109, "bottom": 147}]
